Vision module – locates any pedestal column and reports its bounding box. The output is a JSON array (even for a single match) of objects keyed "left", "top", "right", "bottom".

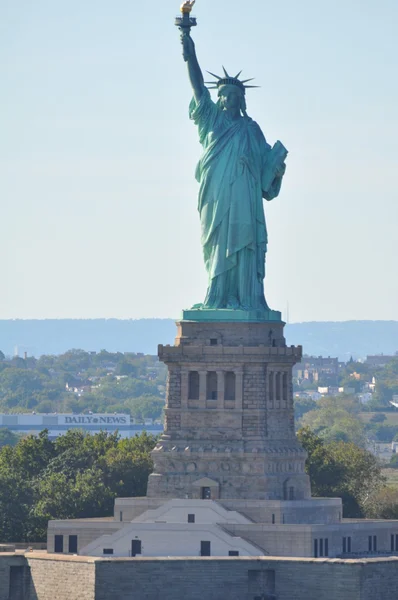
[
  {"left": 216, "top": 370, "right": 225, "bottom": 409},
  {"left": 199, "top": 370, "right": 207, "bottom": 403}
]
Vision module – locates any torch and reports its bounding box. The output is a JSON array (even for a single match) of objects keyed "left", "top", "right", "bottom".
[{"left": 175, "top": 1, "right": 197, "bottom": 34}]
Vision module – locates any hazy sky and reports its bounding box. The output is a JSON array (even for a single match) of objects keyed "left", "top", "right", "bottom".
[{"left": 1, "top": 0, "right": 397, "bottom": 322}]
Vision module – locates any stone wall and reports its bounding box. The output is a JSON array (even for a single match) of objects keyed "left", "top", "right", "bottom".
[
  {"left": 27, "top": 555, "right": 95, "bottom": 600},
  {"left": 2, "top": 553, "right": 398, "bottom": 600}
]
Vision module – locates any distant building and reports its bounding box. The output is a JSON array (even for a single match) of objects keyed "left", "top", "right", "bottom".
[
  {"left": 0, "top": 413, "right": 162, "bottom": 439},
  {"left": 294, "top": 356, "right": 339, "bottom": 384},
  {"left": 368, "top": 442, "right": 394, "bottom": 462},
  {"left": 338, "top": 386, "right": 356, "bottom": 395},
  {"left": 366, "top": 354, "right": 398, "bottom": 368},
  {"left": 294, "top": 391, "right": 322, "bottom": 401},
  {"left": 358, "top": 392, "right": 373, "bottom": 404},
  {"left": 318, "top": 386, "right": 340, "bottom": 396}
]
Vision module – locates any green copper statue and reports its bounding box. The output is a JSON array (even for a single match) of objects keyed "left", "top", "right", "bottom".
[{"left": 177, "top": 2, "right": 287, "bottom": 315}]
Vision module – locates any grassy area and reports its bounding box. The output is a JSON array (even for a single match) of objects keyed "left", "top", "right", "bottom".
[
  {"left": 359, "top": 412, "right": 398, "bottom": 425},
  {"left": 382, "top": 468, "right": 398, "bottom": 489}
]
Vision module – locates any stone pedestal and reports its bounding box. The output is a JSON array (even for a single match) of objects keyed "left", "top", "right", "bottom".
[{"left": 147, "top": 319, "right": 311, "bottom": 501}]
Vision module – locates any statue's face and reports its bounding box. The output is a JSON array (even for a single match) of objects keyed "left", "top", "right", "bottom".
[{"left": 219, "top": 87, "right": 242, "bottom": 112}]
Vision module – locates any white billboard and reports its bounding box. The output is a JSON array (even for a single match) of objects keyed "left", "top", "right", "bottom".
[{"left": 58, "top": 414, "right": 130, "bottom": 426}]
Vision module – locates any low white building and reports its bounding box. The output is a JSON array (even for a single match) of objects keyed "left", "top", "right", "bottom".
[
  {"left": 77, "top": 500, "right": 261, "bottom": 558},
  {"left": 48, "top": 495, "right": 398, "bottom": 560}
]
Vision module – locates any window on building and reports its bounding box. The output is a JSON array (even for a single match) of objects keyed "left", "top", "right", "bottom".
[
  {"left": 272, "top": 514, "right": 275, "bottom": 524},
  {"left": 319, "top": 538, "right": 324, "bottom": 557},
  {"left": 314, "top": 539, "right": 318, "bottom": 558},
  {"left": 396, "top": 534, "right": 398, "bottom": 552},
  {"left": 268, "top": 372, "right": 274, "bottom": 405},
  {"left": 225, "top": 372, "right": 236, "bottom": 401},
  {"left": 103, "top": 549, "right": 114, "bottom": 555},
  {"left": 201, "top": 541, "right": 211, "bottom": 556},
  {"left": 68, "top": 535, "right": 77, "bottom": 554},
  {"left": 229, "top": 550, "right": 239, "bottom": 556},
  {"left": 289, "top": 486, "right": 295, "bottom": 500},
  {"left": 131, "top": 539, "right": 142, "bottom": 557},
  {"left": 188, "top": 514, "right": 195, "bottom": 523},
  {"left": 119, "top": 511, "right": 123, "bottom": 522},
  {"left": 54, "top": 535, "right": 64, "bottom": 553},
  {"left": 206, "top": 371, "right": 217, "bottom": 400},
  {"left": 368, "top": 535, "right": 377, "bottom": 553},
  {"left": 210, "top": 339, "right": 218, "bottom": 346},
  {"left": 391, "top": 535, "right": 394, "bottom": 553},
  {"left": 325, "top": 538, "right": 329, "bottom": 557},
  {"left": 343, "top": 536, "right": 352, "bottom": 554},
  {"left": 188, "top": 371, "right": 200, "bottom": 400},
  {"left": 201, "top": 487, "right": 211, "bottom": 500},
  {"left": 276, "top": 372, "right": 281, "bottom": 402},
  {"left": 282, "top": 372, "right": 288, "bottom": 403}
]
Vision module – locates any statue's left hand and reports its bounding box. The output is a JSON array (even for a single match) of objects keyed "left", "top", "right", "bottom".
[{"left": 181, "top": 32, "right": 195, "bottom": 62}]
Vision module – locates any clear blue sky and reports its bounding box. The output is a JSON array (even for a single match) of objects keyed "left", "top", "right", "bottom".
[{"left": 1, "top": 0, "right": 397, "bottom": 322}]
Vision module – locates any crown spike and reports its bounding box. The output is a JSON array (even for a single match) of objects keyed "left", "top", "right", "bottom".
[
  {"left": 244, "top": 85, "right": 260, "bottom": 89},
  {"left": 241, "top": 78, "right": 255, "bottom": 84},
  {"left": 222, "top": 66, "right": 231, "bottom": 78},
  {"left": 234, "top": 70, "right": 243, "bottom": 79},
  {"left": 206, "top": 71, "right": 222, "bottom": 80}
]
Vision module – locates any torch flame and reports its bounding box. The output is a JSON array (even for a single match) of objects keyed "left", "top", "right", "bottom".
[{"left": 180, "top": 0, "right": 196, "bottom": 14}]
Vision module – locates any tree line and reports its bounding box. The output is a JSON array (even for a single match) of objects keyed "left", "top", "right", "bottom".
[
  {"left": 0, "top": 349, "right": 166, "bottom": 420},
  {"left": 1, "top": 427, "right": 398, "bottom": 543},
  {"left": 0, "top": 430, "right": 156, "bottom": 542}
]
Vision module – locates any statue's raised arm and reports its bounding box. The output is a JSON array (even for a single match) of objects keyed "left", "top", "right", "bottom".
[
  {"left": 177, "top": 1, "right": 205, "bottom": 103},
  {"left": 181, "top": 33, "right": 205, "bottom": 102}
]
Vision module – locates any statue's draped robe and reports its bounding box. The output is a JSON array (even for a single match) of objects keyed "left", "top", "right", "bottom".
[{"left": 190, "top": 89, "right": 284, "bottom": 310}]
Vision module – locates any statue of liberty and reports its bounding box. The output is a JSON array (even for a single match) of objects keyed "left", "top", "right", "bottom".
[{"left": 179, "top": 1, "right": 287, "bottom": 315}]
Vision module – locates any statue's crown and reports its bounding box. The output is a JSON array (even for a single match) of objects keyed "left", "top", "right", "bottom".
[{"left": 205, "top": 67, "right": 259, "bottom": 94}]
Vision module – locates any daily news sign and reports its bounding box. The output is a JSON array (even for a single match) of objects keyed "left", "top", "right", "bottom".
[{"left": 58, "top": 414, "right": 130, "bottom": 426}]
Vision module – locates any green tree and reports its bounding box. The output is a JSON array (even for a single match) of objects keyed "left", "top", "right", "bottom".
[
  {"left": 369, "top": 413, "right": 387, "bottom": 424},
  {"left": 0, "top": 368, "right": 46, "bottom": 409},
  {"left": 0, "top": 430, "right": 157, "bottom": 542},
  {"left": 298, "top": 427, "right": 385, "bottom": 517},
  {"left": 294, "top": 397, "right": 317, "bottom": 423},
  {"left": 300, "top": 397, "right": 366, "bottom": 447},
  {"left": 127, "top": 395, "right": 165, "bottom": 421},
  {"left": 365, "top": 487, "right": 398, "bottom": 519},
  {"left": 31, "top": 469, "right": 116, "bottom": 540},
  {"left": 0, "top": 467, "right": 33, "bottom": 541},
  {"left": 390, "top": 454, "right": 398, "bottom": 469},
  {"left": 0, "top": 428, "right": 20, "bottom": 447},
  {"left": 10, "top": 430, "right": 56, "bottom": 478}
]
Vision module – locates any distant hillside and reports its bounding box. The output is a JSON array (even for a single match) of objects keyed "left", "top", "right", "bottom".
[
  {"left": 0, "top": 319, "right": 397, "bottom": 360},
  {"left": 286, "top": 321, "right": 398, "bottom": 361}
]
